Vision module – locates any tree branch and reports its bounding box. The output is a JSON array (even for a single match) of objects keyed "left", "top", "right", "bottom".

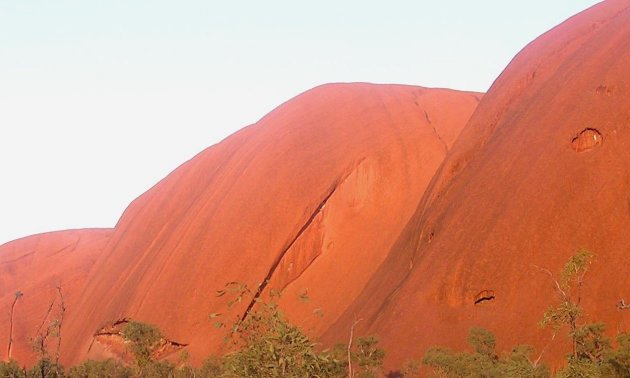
[{"left": 348, "top": 318, "right": 362, "bottom": 378}]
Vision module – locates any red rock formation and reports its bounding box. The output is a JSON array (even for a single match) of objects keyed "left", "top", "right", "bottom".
[
  {"left": 322, "top": 0, "right": 630, "bottom": 370},
  {"left": 0, "top": 229, "right": 111, "bottom": 365},
  {"left": 54, "top": 83, "right": 480, "bottom": 365},
  {"left": 5, "top": 2, "right": 627, "bottom": 372}
]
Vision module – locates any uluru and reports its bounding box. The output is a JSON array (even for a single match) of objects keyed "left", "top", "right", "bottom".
[{"left": 1, "top": 1, "right": 629, "bottom": 376}]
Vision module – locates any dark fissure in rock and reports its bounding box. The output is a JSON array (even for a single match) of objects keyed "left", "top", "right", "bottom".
[{"left": 474, "top": 290, "right": 495, "bottom": 305}]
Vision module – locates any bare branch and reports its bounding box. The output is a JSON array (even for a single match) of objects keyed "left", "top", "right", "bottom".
[
  {"left": 55, "top": 285, "right": 66, "bottom": 364},
  {"left": 7, "top": 291, "right": 23, "bottom": 360},
  {"left": 533, "top": 331, "right": 556, "bottom": 367},
  {"left": 348, "top": 317, "right": 363, "bottom": 378},
  {"left": 532, "top": 264, "right": 569, "bottom": 301}
]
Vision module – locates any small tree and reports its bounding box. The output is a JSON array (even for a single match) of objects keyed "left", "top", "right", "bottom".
[
  {"left": 352, "top": 336, "right": 385, "bottom": 378},
  {"left": 121, "top": 321, "right": 162, "bottom": 368},
  {"left": 28, "top": 288, "right": 66, "bottom": 378},
  {"left": 538, "top": 249, "right": 630, "bottom": 376},
  {"left": 539, "top": 249, "right": 594, "bottom": 359},
  {"left": 26, "top": 357, "right": 64, "bottom": 378},
  {"left": 213, "top": 282, "right": 345, "bottom": 377}
]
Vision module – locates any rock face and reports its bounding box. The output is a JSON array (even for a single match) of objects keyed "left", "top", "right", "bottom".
[
  {"left": 321, "top": 0, "right": 630, "bottom": 368},
  {"left": 0, "top": 229, "right": 112, "bottom": 364},
  {"left": 2, "top": 1, "right": 628, "bottom": 370},
  {"left": 54, "top": 83, "right": 480, "bottom": 365}
]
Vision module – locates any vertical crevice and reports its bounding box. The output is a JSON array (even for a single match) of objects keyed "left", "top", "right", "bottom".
[{"left": 240, "top": 182, "right": 340, "bottom": 322}]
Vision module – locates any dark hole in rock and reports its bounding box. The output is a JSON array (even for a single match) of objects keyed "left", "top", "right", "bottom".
[
  {"left": 571, "top": 128, "right": 602, "bottom": 152},
  {"left": 474, "top": 289, "right": 495, "bottom": 305}
]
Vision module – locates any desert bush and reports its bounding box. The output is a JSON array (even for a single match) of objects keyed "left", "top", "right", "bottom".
[
  {"left": 0, "top": 359, "right": 26, "bottom": 378},
  {"left": 555, "top": 325, "right": 630, "bottom": 378},
  {"left": 138, "top": 360, "right": 177, "bottom": 378},
  {"left": 66, "top": 359, "right": 133, "bottom": 378},
  {"left": 217, "top": 299, "right": 346, "bottom": 377},
  {"left": 539, "top": 249, "right": 594, "bottom": 360},
  {"left": 605, "top": 332, "right": 630, "bottom": 377},
  {"left": 210, "top": 281, "right": 389, "bottom": 377},
  {"left": 120, "top": 321, "right": 162, "bottom": 368},
  {"left": 196, "top": 356, "right": 223, "bottom": 377},
  {"left": 538, "top": 249, "right": 630, "bottom": 377},
  {"left": 351, "top": 336, "right": 385, "bottom": 378},
  {"left": 26, "top": 357, "right": 64, "bottom": 378},
  {"left": 422, "top": 327, "right": 549, "bottom": 377}
]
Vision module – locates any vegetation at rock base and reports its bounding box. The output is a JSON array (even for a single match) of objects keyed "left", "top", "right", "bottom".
[
  {"left": 422, "top": 327, "right": 550, "bottom": 378},
  {"left": 420, "top": 324, "right": 630, "bottom": 378},
  {"left": 0, "top": 359, "right": 24, "bottom": 377},
  {"left": 537, "top": 249, "right": 630, "bottom": 377},
  {"left": 2, "top": 250, "right": 628, "bottom": 377},
  {"left": 120, "top": 321, "right": 162, "bottom": 368},
  {"left": 207, "top": 281, "right": 385, "bottom": 377},
  {"left": 66, "top": 359, "right": 133, "bottom": 378},
  {"left": 421, "top": 250, "right": 630, "bottom": 378}
]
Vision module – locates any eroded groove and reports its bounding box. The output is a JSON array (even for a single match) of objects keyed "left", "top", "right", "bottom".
[
  {"left": 413, "top": 98, "right": 448, "bottom": 153},
  {"left": 424, "top": 110, "right": 432, "bottom": 124},
  {"left": 429, "top": 123, "right": 448, "bottom": 153},
  {"left": 240, "top": 181, "right": 341, "bottom": 322},
  {"left": 0, "top": 250, "right": 37, "bottom": 265},
  {"left": 48, "top": 238, "right": 80, "bottom": 258},
  {"left": 421, "top": 109, "right": 448, "bottom": 153}
]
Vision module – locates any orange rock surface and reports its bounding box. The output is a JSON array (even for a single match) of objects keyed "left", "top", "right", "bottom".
[
  {"left": 0, "top": 229, "right": 112, "bottom": 364},
  {"left": 47, "top": 83, "right": 478, "bottom": 365},
  {"left": 322, "top": 0, "right": 630, "bottom": 370},
  {"left": 2, "top": 1, "right": 628, "bottom": 371}
]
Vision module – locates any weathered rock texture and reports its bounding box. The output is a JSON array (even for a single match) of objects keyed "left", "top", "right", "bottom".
[
  {"left": 321, "top": 0, "right": 630, "bottom": 369},
  {"left": 51, "top": 83, "right": 478, "bottom": 365},
  {"left": 2, "top": 0, "right": 628, "bottom": 370},
  {"left": 0, "top": 229, "right": 112, "bottom": 364}
]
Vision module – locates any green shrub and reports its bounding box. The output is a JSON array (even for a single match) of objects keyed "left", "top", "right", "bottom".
[
  {"left": 0, "top": 359, "right": 26, "bottom": 378},
  {"left": 196, "top": 356, "right": 223, "bottom": 377},
  {"left": 218, "top": 301, "right": 346, "bottom": 377},
  {"left": 422, "top": 328, "right": 549, "bottom": 377},
  {"left": 352, "top": 336, "right": 385, "bottom": 378},
  {"left": 210, "top": 282, "right": 390, "bottom": 377},
  {"left": 120, "top": 321, "right": 162, "bottom": 368},
  {"left": 138, "top": 360, "right": 176, "bottom": 378},
  {"left": 26, "top": 358, "right": 64, "bottom": 378},
  {"left": 556, "top": 326, "right": 630, "bottom": 378},
  {"left": 66, "top": 359, "right": 132, "bottom": 378},
  {"left": 605, "top": 332, "right": 630, "bottom": 377}
]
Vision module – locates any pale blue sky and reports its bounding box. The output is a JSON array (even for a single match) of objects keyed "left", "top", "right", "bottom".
[{"left": 0, "top": 1, "right": 601, "bottom": 245}]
